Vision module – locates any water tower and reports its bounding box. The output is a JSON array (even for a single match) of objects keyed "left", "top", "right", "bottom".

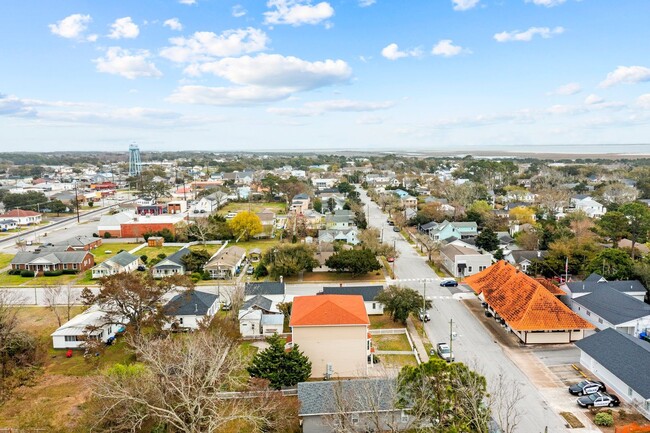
[{"left": 128, "top": 143, "right": 142, "bottom": 176}]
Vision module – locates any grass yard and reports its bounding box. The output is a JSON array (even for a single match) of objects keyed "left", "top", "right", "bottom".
[
  {"left": 286, "top": 271, "right": 385, "bottom": 283},
  {"left": 373, "top": 334, "right": 412, "bottom": 352},
  {"left": 92, "top": 242, "right": 141, "bottom": 263},
  {"left": 230, "top": 238, "right": 281, "bottom": 254},
  {"left": 369, "top": 314, "right": 405, "bottom": 330},
  {"left": 0, "top": 272, "right": 81, "bottom": 287},
  {"left": 219, "top": 201, "right": 287, "bottom": 215},
  {"left": 190, "top": 243, "right": 223, "bottom": 256},
  {"left": 137, "top": 245, "right": 182, "bottom": 260},
  {"left": 0, "top": 252, "right": 14, "bottom": 269},
  {"left": 427, "top": 262, "right": 448, "bottom": 278},
  {"left": 379, "top": 354, "right": 418, "bottom": 368}
]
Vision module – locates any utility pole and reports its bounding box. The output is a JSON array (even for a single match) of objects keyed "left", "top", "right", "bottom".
[
  {"left": 449, "top": 318, "right": 454, "bottom": 360},
  {"left": 423, "top": 279, "right": 427, "bottom": 312},
  {"left": 392, "top": 239, "right": 396, "bottom": 274},
  {"left": 74, "top": 181, "right": 80, "bottom": 223}
]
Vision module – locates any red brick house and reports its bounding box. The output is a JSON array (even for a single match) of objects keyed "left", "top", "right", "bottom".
[{"left": 11, "top": 250, "right": 95, "bottom": 275}]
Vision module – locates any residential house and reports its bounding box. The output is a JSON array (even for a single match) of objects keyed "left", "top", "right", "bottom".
[
  {"left": 11, "top": 250, "right": 94, "bottom": 275},
  {"left": 204, "top": 245, "right": 246, "bottom": 279},
  {"left": 91, "top": 251, "right": 141, "bottom": 279},
  {"left": 311, "top": 178, "right": 337, "bottom": 190},
  {"left": 0, "top": 209, "right": 42, "bottom": 226},
  {"left": 256, "top": 209, "right": 276, "bottom": 236},
  {"left": 421, "top": 220, "right": 477, "bottom": 242},
  {"left": 238, "top": 294, "right": 284, "bottom": 336},
  {"left": 55, "top": 235, "right": 102, "bottom": 251},
  {"left": 564, "top": 273, "right": 647, "bottom": 301},
  {"left": 51, "top": 305, "right": 124, "bottom": 349},
  {"left": 575, "top": 328, "right": 650, "bottom": 420},
  {"left": 465, "top": 261, "right": 594, "bottom": 344},
  {"left": 321, "top": 285, "right": 384, "bottom": 315},
  {"left": 163, "top": 290, "right": 220, "bottom": 330},
  {"left": 194, "top": 192, "right": 228, "bottom": 213},
  {"left": 440, "top": 241, "right": 493, "bottom": 278},
  {"left": 244, "top": 281, "right": 286, "bottom": 298},
  {"left": 298, "top": 379, "right": 412, "bottom": 433},
  {"left": 571, "top": 286, "right": 650, "bottom": 337},
  {"left": 570, "top": 195, "right": 606, "bottom": 218},
  {"left": 504, "top": 250, "right": 547, "bottom": 274},
  {"left": 303, "top": 209, "right": 324, "bottom": 229},
  {"left": 290, "top": 295, "right": 372, "bottom": 378},
  {"left": 326, "top": 214, "right": 353, "bottom": 229},
  {"left": 318, "top": 228, "right": 360, "bottom": 245},
  {"left": 291, "top": 193, "right": 311, "bottom": 214},
  {"left": 152, "top": 248, "right": 191, "bottom": 278},
  {"left": 0, "top": 219, "right": 17, "bottom": 231}
]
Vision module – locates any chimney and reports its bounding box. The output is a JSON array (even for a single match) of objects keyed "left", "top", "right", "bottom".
[{"left": 195, "top": 303, "right": 198, "bottom": 313}]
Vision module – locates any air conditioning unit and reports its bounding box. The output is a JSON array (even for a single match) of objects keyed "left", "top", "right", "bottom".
[{"left": 324, "top": 363, "right": 334, "bottom": 380}]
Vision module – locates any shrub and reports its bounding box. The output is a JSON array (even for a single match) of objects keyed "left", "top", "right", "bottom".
[
  {"left": 190, "top": 272, "right": 203, "bottom": 282},
  {"left": 103, "top": 232, "right": 112, "bottom": 239},
  {"left": 62, "top": 269, "right": 78, "bottom": 275},
  {"left": 202, "top": 271, "right": 211, "bottom": 280},
  {"left": 140, "top": 255, "right": 148, "bottom": 263},
  {"left": 92, "top": 232, "right": 99, "bottom": 238},
  {"left": 43, "top": 270, "right": 63, "bottom": 277},
  {"left": 157, "top": 253, "right": 167, "bottom": 260},
  {"left": 8, "top": 269, "right": 21, "bottom": 275},
  {"left": 20, "top": 270, "right": 35, "bottom": 277},
  {"left": 594, "top": 412, "right": 614, "bottom": 427}
]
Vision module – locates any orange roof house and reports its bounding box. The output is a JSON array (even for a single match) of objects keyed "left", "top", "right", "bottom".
[
  {"left": 465, "top": 261, "right": 593, "bottom": 344},
  {"left": 290, "top": 295, "right": 372, "bottom": 378}
]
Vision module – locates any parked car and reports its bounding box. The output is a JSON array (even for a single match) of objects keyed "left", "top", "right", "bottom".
[
  {"left": 419, "top": 310, "right": 430, "bottom": 322},
  {"left": 437, "top": 342, "right": 454, "bottom": 362},
  {"left": 137, "top": 265, "right": 146, "bottom": 271},
  {"left": 247, "top": 265, "right": 255, "bottom": 275},
  {"left": 576, "top": 392, "right": 620, "bottom": 408},
  {"left": 387, "top": 220, "right": 394, "bottom": 226},
  {"left": 386, "top": 257, "right": 395, "bottom": 263},
  {"left": 569, "top": 380, "right": 606, "bottom": 396},
  {"left": 393, "top": 226, "right": 401, "bottom": 232},
  {"left": 440, "top": 279, "right": 458, "bottom": 287}
]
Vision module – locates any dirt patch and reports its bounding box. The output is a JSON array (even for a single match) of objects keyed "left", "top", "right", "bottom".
[
  {"left": 560, "top": 411, "right": 585, "bottom": 428},
  {"left": 584, "top": 408, "right": 650, "bottom": 433},
  {"left": 369, "top": 314, "right": 406, "bottom": 330},
  {"left": 373, "top": 334, "right": 411, "bottom": 352}
]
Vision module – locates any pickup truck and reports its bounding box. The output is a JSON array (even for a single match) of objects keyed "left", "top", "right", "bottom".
[{"left": 436, "top": 342, "right": 454, "bottom": 362}]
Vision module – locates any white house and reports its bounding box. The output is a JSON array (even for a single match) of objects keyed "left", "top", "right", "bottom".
[
  {"left": 51, "top": 306, "right": 124, "bottom": 349},
  {"left": 318, "top": 228, "right": 360, "bottom": 245},
  {"left": 576, "top": 328, "right": 650, "bottom": 420},
  {"left": 440, "top": 241, "right": 493, "bottom": 278},
  {"left": 321, "top": 285, "right": 385, "bottom": 315},
  {"left": 0, "top": 219, "right": 17, "bottom": 231},
  {"left": 564, "top": 273, "right": 647, "bottom": 301},
  {"left": 0, "top": 209, "right": 42, "bottom": 226},
  {"left": 91, "top": 251, "right": 141, "bottom": 279},
  {"left": 238, "top": 294, "right": 285, "bottom": 337},
  {"left": 162, "top": 290, "right": 220, "bottom": 330},
  {"left": 311, "top": 178, "right": 337, "bottom": 190},
  {"left": 570, "top": 195, "right": 606, "bottom": 218}
]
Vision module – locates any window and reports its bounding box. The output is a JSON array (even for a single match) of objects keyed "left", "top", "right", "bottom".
[
  {"left": 64, "top": 336, "right": 78, "bottom": 342},
  {"left": 468, "top": 266, "right": 473, "bottom": 273},
  {"left": 629, "top": 386, "right": 634, "bottom": 397},
  {"left": 598, "top": 318, "right": 603, "bottom": 324},
  {"left": 372, "top": 303, "right": 376, "bottom": 309},
  {"left": 179, "top": 318, "right": 184, "bottom": 324},
  {"left": 351, "top": 414, "right": 359, "bottom": 425},
  {"left": 401, "top": 410, "right": 409, "bottom": 423}
]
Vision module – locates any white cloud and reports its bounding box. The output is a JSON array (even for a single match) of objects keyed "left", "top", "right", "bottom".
[
  {"left": 168, "top": 85, "right": 293, "bottom": 105},
  {"left": 268, "top": 99, "right": 394, "bottom": 116},
  {"left": 381, "top": 43, "right": 421, "bottom": 60},
  {"left": 494, "top": 26, "right": 564, "bottom": 42},
  {"left": 94, "top": 47, "right": 162, "bottom": 79},
  {"left": 638, "top": 94, "right": 650, "bottom": 109},
  {"left": 232, "top": 5, "right": 248, "bottom": 17},
  {"left": 599, "top": 66, "right": 650, "bottom": 88},
  {"left": 160, "top": 28, "right": 269, "bottom": 63},
  {"left": 185, "top": 54, "right": 351, "bottom": 90},
  {"left": 108, "top": 17, "right": 140, "bottom": 39},
  {"left": 264, "top": 0, "right": 334, "bottom": 26},
  {"left": 87, "top": 34, "right": 98, "bottom": 42},
  {"left": 163, "top": 18, "right": 183, "bottom": 31},
  {"left": 359, "top": 0, "right": 376, "bottom": 6},
  {"left": 432, "top": 39, "right": 465, "bottom": 57},
  {"left": 525, "top": 0, "right": 566, "bottom": 6},
  {"left": 550, "top": 82, "right": 582, "bottom": 95},
  {"left": 584, "top": 94, "right": 604, "bottom": 105},
  {"left": 49, "top": 14, "right": 92, "bottom": 39},
  {"left": 179, "top": 0, "right": 197, "bottom": 4},
  {"left": 452, "top": 0, "right": 479, "bottom": 11}
]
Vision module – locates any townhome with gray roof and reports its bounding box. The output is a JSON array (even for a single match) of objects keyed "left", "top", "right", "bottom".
[{"left": 91, "top": 251, "right": 141, "bottom": 279}]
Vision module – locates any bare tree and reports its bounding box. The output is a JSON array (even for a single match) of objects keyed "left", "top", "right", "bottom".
[
  {"left": 43, "top": 285, "right": 63, "bottom": 327},
  {"left": 187, "top": 217, "right": 212, "bottom": 244},
  {"left": 91, "top": 329, "right": 296, "bottom": 433},
  {"left": 488, "top": 370, "right": 524, "bottom": 433},
  {"left": 415, "top": 233, "right": 442, "bottom": 263}
]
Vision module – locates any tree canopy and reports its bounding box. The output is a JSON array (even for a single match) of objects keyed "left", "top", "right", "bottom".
[
  {"left": 228, "top": 211, "right": 263, "bottom": 241},
  {"left": 325, "top": 249, "right": 381, "bottom": 275},
  {"left": 375, "top": 286, "right": 430, "bottom": 325},
  {"left": 247, "top": 334, "right": 312, "bottom": 390},
  {"left": 475, "top": 227, "right": 499, "bottom": 252}
]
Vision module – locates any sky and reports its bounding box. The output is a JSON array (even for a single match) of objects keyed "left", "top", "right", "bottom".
[{"left": 2, "top": 0, "right": 650, "bottom": 154}]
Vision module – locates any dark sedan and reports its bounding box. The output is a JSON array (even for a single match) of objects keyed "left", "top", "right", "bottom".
[
  {"left": 569, "top": 380, "right": 606, "bottom": 396},
  {"left": 440, "top": 279, "right": 459, "bottom": 287},
  {"left": 577, "top": 392, "right": 620, "bottom": 408}
]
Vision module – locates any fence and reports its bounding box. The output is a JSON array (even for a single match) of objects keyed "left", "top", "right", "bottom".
[{"left": 369, "top": 328, "right": 407, "bottom": 335}]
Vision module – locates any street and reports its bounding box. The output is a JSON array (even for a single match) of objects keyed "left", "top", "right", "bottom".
[{"left": 358, "top": 186, "right": 573, "bottom": 433}]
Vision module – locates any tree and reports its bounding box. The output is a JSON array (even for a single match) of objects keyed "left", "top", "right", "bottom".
[
  {"left": 587, "top": 248, "right": 635, "bottom": 280},
  {"left": 262, "top": 243, "right": 319, "bottom": 279},
  {"left": 186, "top": 217, "right": 212, "bottom": 244},
  {"left": 620, "top": 202, "right": 650, "bottom": 260},
  {"left": 337, "top": 181, "right": 355, "bottom": 195},
  {"left": 313, "top": 197, "right": 323, "bottom": 213},
  {"left": 415, "top": 233, "right": 442, "bottom": 262},
  {"left": 508, "top": 206, "right": 535, "bottom": 225},
  {"left": 375, "top": 286, "right": 430, "bottom": 325},
  {"left": 487, "top": 370, "right": 523, "bottom": 433},
  {"left": 181, "top": 249, "right": 211, "bottom": 273},
  {"left": 325, "top": 249, "right": 381, "bottom": 275},
  {"left": 247, "top": 334, "right": 311, "bottom": 390},
  {"left": 417, "top": 202, "right": 448, "bottom": 224},
  {"left": 595, "top": 211, "right": 629, "bottom": 248},
  {"left": 358, "top": 228, "right": 397, "bottom": 258},
  {"left": 1, "top": 191, "right": 48, "bottom": 212},
  {"left": 90, "top": 329, "right": 298, "bottom": 433},
  {"left": 229, "top": 211, "right": 263, "bottom": 241},
  {"left": 82, "top": 273, "right": 193, "bottom": 336},
  {"left": 515, "top": 230, "right": 540, "bottom": 250},
  {"left": 475, "top": 227, "right": 499, "bottom": 252},
  {"left": 398, "top": 358, "right": 489, "bottom": 433}
]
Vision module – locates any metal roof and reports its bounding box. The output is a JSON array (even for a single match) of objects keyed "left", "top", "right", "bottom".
[{"left": 572, "top": 286, "right": 650, "bottom": 325}]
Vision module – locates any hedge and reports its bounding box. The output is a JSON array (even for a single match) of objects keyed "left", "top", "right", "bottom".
[
  {"left": 62, "top": 269, "right": 78, "bottom": 275},
  {"left": 44, "top": 270, "right": 63, "bottom": 277},
  {"left": 20, "top": 270, "right": 35, "bottom": 277}
]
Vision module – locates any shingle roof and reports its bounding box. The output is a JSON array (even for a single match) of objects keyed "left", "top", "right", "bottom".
[
  {"left": 290, "top": 295, "right": 369, "bottom": 327},
  {"left": 573, "top": 286, "right": 650, "bottom": 325},
  {"left": 298, "top": 379, "right": 399, "bottom": 415},
  {"left": 465, "top": 261, "right": 593, "bottom": 331},
  {"left": 205, "top": 246, "right": 246, "bottom": 269},
  {"left": 321, "top": 285, "right": 383, "bottom": 302},
  {"left": 56, "top": 235, "right": 97, "bottom": 248},
  {"left": 12, "top": 250, "right": 89, "bottom": 265},
  {"left": 567, "top": 274, "right": 646, "bottom": 294},
  {"left": 575, "top": 328, "right": 650, "bottom": 399},
  {"left": 510, "top": 250, "right": 547, "bottom": 263},
  {"left": 242, "top": 295, "right": 273, "bottom": 312},
  {"left": 154, "top": 247, "right": 191, "bottom": 268},
  {"left": 108, "top": 251, "right": 139, "bottom": 267},
  {"left": 163, "top": 290, "right": 218, "bottom": 316},
  {"left": 244, "top": 282, "right": 285, "bottom": 296},
  {"left": 0, "top": 209, "right": 41, "bottom": 218}
]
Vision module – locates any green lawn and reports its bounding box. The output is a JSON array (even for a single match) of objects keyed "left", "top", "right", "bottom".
[
  {"left": 92, "top": 242, "right": 141, "bottom": 263},
  {"left": 219, "top": 201, "right": 287, "bottom": 215},
  {"left": 411, "top": 318, "right": 434, "bottom": 354},
  {"left": 137, "top": 246, "right": 182, "bottom": 260},
  {"left": 0, "top": 272, "right": 81, "bottom": 287},
  {"left": 369, "top": 314, "right": 406, "bottom": 330},
  {"left": 373, "top": 334, "right": 412, "bottom": 352},
  {"left": 229, "top": 238, "right": 281, "bottom": 254},
  {"left": 190, "top": 243, "right": 222, "bottom": 257},
  {"left": 285, "top": 271, "right": 385, "bottom": 283},
  {"left": 0, "top": 252, "right": 14, "bottom": 269},
  {"left": 379, "top": 354, "right": 418, "bottom": 368}
]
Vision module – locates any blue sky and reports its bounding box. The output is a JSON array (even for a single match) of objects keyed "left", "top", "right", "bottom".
[{"left": 2, "top": 0, "right": 650, "bottom": 153}]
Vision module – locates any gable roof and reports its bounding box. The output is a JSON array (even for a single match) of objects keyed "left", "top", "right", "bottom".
[
  {"left": 107, "top": 251, "right": 139, "bottom": 267},
  {"left": 0, "top": 209, "right": 41, "bottom": 218},
  {"left": 298, "top": 379, "right": 398, "bottom": 416},
  {"left": 567, "top": 273, "right": 646, "bottom": 294},
  {"left": 509, "top": 250, "right": 547, "bottom": 263},
  {"left": 465, "top": 261, "right": 593, "bottom": 331},
  {"left": 12, "top": 250, "right": 90, "bottom": 266},
  {"left": 573, "top": 286, "right": 650, "bottom": 325},
  {"left": 242, "top": 294, "right": 273, "bottom": 312},
  {"left": 163, "top": 290, "right": 219, "bottom": 316},
  {"left": 290, "top": 295, "right": 369, "bottom": 327},
  {"left": 244, "top": 282, "right": 285, "bottom": 296},
  {"left": 575, "top": 328, "right": 650, "bottom": 399},
  {"left": 154, "top": 247, "right": 191, "bottom": 268},
  {"left": 205, "top": 246, "right": 246, "bottom": 269},
  {"left": 55, "top": 235, "right": 97, "bottom": 248},
  {"left": 321, "top": 285, "right": 384, "bottom": 302}
]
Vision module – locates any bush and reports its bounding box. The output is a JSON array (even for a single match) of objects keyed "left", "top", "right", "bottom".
[
  {"left": 190, "top": 272, "right": 203, "bottom": 282},
  {"left": 157, "top": 253, "right": 167, "bottom": 260},
  {"left": 594, "top": 412, "right": 614, "bottom": 427},
  {"left": 43, "top": 270, "right": 63, "bottom": 277},
  {"left": 62, "top": 269, "right": 78, "bottom": 275},
  {"left": 202, "top": 271, "right": 211, "bottom": 280},
  {"left": 103, "top": 232, "right": 112, "bottom": 239},
  {"left": 20, "top": 270, "right": 35, "bottom": 277},
  {"left": 92, "top": 232, "right": 99, "bottom": 238},
  {"left": 8, "top": 269, "right": 21, "bottom": 275},
  {"left": 140, "top": 255, "right": 148, "bottom": 263}
]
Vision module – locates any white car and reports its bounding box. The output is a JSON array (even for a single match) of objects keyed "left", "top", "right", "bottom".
[
  {"left": 436, "top": 342, "right": 454, "bottom": 362},
  {"left": 576, "top": 392, "right": 620, "bottom": 408}
]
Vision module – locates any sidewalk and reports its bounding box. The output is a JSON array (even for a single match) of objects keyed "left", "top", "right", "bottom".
[{"left": 406, "top": 317, "right": 429, "bottom": 363}]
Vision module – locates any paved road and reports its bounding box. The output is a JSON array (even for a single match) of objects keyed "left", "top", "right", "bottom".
[{"left": 358, "top": 186, "right": 571, "bottom": 433}]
